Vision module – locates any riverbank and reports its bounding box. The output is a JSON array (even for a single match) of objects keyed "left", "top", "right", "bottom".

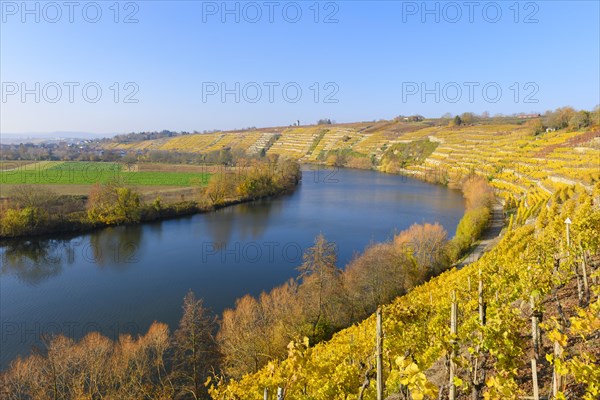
[
  {"left": 301, "top": 160, "right": 503, "bottom": 264},
  {"left": 0, "top": 194, "right": 282, "bottom": 243},
  {"left": 0, "top": 159, "right": 302, "bottom": 240}
]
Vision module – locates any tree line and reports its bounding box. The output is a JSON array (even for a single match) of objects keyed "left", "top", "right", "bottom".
[
  {"left": 1, "top": 291, "right": 219, "bottom": 400},
  {"left": 525, "top": 106, "right": 600, "bottom": 135}
]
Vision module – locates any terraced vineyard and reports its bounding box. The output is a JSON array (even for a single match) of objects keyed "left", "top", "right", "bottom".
[
  {"left": 105, "top": 131, "right": 266, "bottom": 154},
  {"left": 394, "top": 125, "right": 600, "bottom": 203},
  {"left": 103, "top": 121, "right": 599, "bottom": 204},
  {"left": 267, "top": 127, "right": 323, "bottom": 159}
]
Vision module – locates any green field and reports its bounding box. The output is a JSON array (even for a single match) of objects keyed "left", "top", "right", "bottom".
[{"left": 0, "top": 161, "right": 210, "bottom": 186}]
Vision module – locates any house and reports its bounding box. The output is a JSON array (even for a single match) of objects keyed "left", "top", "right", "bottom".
[{"left": 403, "top": 115, "right": 424, "bottom": 122}]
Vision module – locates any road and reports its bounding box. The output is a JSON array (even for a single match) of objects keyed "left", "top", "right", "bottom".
[{"left": 457, "top": 202, "right": 505, "bottom": 269}]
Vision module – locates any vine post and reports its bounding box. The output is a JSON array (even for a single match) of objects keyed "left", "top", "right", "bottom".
[
  {"left": 478, "top": 269, "right": 485, "bottom": 325},
  {"left": 376, "top": 307, "right": 384, "bottom": 400},
  {"left": 564, "top": 217, "right": 571, "bottom": 248},
  {"left": 530, "top": 295, "right": 540, "bottom": 360},
  {"left": 531, "top": 359, "right": 539, "bottom": 400},
  {"left": 581, "top": 250, "right": 590, "bottom": 305},
  {"left": 551, "top": 321, "right": 564, "bottom": 398},
  {"left": 449, "top": 290, "right": 458, "bottom": 400}
]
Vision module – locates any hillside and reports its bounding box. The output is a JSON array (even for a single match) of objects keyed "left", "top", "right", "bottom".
[
  {"left": 208, "top": 177, "right": 600, "bottom": 399},
  {"left": 103, "top": 120, "right": 599, "bottom": 200}
]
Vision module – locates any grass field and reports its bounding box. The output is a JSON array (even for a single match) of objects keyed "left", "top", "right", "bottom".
[{"left": 0, "top": 161, "right": 210, "bottom": 187}]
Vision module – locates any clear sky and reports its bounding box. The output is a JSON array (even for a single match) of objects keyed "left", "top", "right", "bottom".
[{"left": 1, "top": 0, "right": 599, "bottom": 135}]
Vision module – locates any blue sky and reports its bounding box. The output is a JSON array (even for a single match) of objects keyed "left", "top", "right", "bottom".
[{"left": 1, "top": 0, "right": 599, "bottom": 134}]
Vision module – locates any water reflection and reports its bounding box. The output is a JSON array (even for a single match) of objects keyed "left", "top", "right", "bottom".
[
  {"left": 88, "top": 225, "right": 143, "bottom": 269},
  {"left": 201, "top": 195, "right": 287, "bottom": 248},
  {"left": 1, "top": 225, "right": 144, "bottom": 284},
  {"left": 0, "top": 194, "right": 288, "bottom": 284},
  {"left": 202, "top": 208, "right": 237, "bottom": 248},
  {"left": 235, "top": 196, "right": 286, "bottom": 240},
  {"left": 1, "top": 239, "right": 70, "bottom": 285}
]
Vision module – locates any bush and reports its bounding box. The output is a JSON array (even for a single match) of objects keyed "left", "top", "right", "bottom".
[
  {"left": 0, "top": 207, "right": 49, "bottom": 237},
  {"left": 525, "top": 118, "right": 545, "bottom": 135},
  {"left": 87, "top": 183, "right": 142, "bottom": 225},
  {"left": 380, "top": 140, "right": 439, "bottom": 172},
  {"left": 450, "top": 115, "right": 462, "bottom": 126},
  {"left": 455, "top": 206, "right": 491, "bottom": 246},
  {"left": 568, "top": 110, "right": 591, "bottom": 130},
  {"left": 447, "top": 176, "right": 495, "bottom": 261}
]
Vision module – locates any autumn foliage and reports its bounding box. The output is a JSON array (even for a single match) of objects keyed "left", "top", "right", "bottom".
[
  {"left": 217, "top": 222, "right": 456, "bottom": 379},
  {"left": 202, "top": 158, "right": 301, "bottom": 206},
  {"left": 87, "top": 181, "right": 142, "bottom": 225},
  {"left": 0, "top": 172, "right": 498, "bottom": 399},
  {"left": 0, "top": 291, "right": 221, "bottom": 400},
  {"left": 209, "top": 186, "right": 599, "bottom": 400},
  {"left": 448, "top": 177, "right": 495, "bottom": 261}
]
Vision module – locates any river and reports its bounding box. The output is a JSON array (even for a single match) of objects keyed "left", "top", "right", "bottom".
[{"left": 0, "top": 167, "right": 465, "bottom": 369}]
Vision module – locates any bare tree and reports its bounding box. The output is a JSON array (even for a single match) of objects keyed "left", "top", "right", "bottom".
[
  {"left": 297, "top": 234, "right": 345, "bottom": 341},
  {"left": 173, "top": 291, "right": 220, "bottom": 399}
]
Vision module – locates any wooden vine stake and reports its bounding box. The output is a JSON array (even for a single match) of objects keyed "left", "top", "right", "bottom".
[
  {"left": 449, "top": 290, "right": 458, "bottom": 400},
  {"left": 530, "top": 293, "right": 540, "bottom": 400},
  {"left": 552, "top": 320, "right": 564, "bottom": 398},
  {"left": 576, "top": 262, "right": 584, "bottom": 306},
  {"left": 531, "top": 358, "right": 540, "bottom": 400},
  {"left": 478, "top": 269, "right": 485, "bottom": 326},
  {"left": 530, "top": 295, "right": 540, "bottom": 360},
  {"left": 471, "top": 269, "right": 486, "bottom": 399},
  {"left": 376, "top": 307, "right": 384, "bottom": 400},
  {"left": 581, "top": 249, "right": 590, "bottom": 305}
]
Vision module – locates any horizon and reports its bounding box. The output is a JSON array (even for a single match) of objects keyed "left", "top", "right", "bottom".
[{"left": 0, "top": 110, "right": 578, "bottom": 141}]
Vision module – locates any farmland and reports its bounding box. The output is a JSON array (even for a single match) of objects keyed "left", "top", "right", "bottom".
[
  {"left": 3, "top": 119, "right": 599, "bottom": 205},
  {"left": 0, "top": 161, "right": 210, "bottom": 187}
]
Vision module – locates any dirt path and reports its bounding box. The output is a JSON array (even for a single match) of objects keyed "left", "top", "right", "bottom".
[{"left": 457, "top": 202, "right": 505, "bottom": 268}]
